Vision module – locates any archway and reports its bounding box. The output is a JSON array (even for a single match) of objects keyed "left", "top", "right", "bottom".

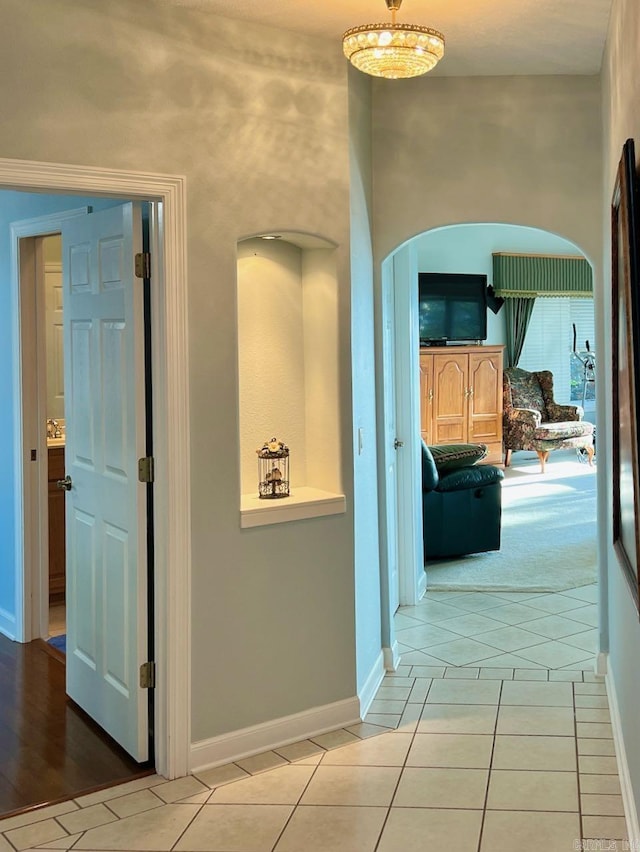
[{"left": 378, "top": 222, "right": 602, "bottom": 671}]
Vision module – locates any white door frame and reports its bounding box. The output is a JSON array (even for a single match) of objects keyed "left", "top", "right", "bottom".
[
  {"left": 379, "top": 245, "right": 425, "bottom": 613},
  {"left": 2, "top": 157, "right": 191, "bottom": 780},
  {"left": 13, "top": 208, "right": 90, "bottom": 643},
  {"left": 378, "top": 259, "right": 399, "bottom": 668}
]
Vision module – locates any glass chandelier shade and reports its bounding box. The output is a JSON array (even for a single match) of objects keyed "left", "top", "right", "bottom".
[{"left": 343, "top": 0, "right": 445, "bottom": 79}]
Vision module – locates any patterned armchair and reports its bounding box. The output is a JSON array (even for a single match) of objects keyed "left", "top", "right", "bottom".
[{"left": 503, "top": 367, "right": 595, "bottom": 472}]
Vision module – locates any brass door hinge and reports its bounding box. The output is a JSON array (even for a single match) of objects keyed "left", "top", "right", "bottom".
[
  {"left": 135, "top": 252, "right": 151, "bottom": 279},
  {"left": 138, "top": 456, "right": 155, "bottom": 483},
  {"left": 139, "top": 661, "right": 156, "bottom": 689}
]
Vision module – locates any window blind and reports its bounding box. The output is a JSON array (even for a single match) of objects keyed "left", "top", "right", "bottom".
[{"left": 518, "top": 297, "right": 595, "bottom": 405}]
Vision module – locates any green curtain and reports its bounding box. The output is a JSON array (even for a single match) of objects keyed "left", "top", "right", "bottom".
[
  {"left": 504, "top": 297, "right": 536, "bottom": 368},
  {"left": 492, "top": 253, "right": 593, "bottom": 298},
  {"left": 493, "top": 252, "right": 592, "bottom": 367}
]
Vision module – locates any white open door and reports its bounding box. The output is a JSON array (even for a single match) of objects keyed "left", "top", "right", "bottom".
[
  {"left": 382, "top": 276, "right": 400, "bottom": 616},
  {"left": 62, "top": 203, "right": 149, "bottom": 762}
]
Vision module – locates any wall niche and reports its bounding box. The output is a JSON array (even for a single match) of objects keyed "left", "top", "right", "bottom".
[{"left": 237, "top": 233, "right": 345, "bottom": 527}]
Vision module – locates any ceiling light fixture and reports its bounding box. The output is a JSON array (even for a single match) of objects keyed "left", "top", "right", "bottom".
[{"left": 343, "top": 0, "right": 444, "bottom": 80}]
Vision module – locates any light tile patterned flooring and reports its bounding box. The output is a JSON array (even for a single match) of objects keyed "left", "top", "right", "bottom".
[{"left": 2, "top": 585, "right": 632, "bottom": 852}]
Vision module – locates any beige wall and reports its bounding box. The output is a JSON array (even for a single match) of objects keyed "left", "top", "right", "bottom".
[
  {"left": 602, "top": 0, "right": 640, "bottom": 817},
  {"left": 0, "top": 0, "right": 357, "bottom": 741},
  {"left": 237, "top": 239, "right": 308, "bottom": 494},
  {"left": 371, "top": 75, "right": 602, "bottom": 269},
  {"left": 43, "top": 235, "right": 65, "bottom": 421},
  {"left": 237, "top": 238, "right": 342, "bottom": 497},
  {"left": 43, "top": 233, "right": 62, "bottom": 265}
]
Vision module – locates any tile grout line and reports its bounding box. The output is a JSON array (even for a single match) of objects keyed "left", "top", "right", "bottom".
[
  {"left": 372, "top": 673, "right": 438, "bottom": 852},
  {"left": 168, "top": 796, "right": 214, "bottom": 852},
  {"left": 573, "top": 678, "right": 586, "bottom": 843},
  {"left": 475, "top": 676, "right": 504, "bottom": 852},
  {"left": 265, "top": 747, "right": 328, "bottom": 852}
]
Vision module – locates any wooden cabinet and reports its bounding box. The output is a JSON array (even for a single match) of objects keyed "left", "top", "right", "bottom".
[
  {"left": 48, "top": 446, "right": 66, "bottom": 603},
  {"left": 420, "top": 345, "right": 504, "bottom": 464}
]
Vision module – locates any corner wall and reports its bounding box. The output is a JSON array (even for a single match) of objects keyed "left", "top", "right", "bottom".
[
  {"left": 347, "top": 68, "right": 384, "bottom": 700},
  {"left": 0, "top": 0, "right": 359, "bottom": 745}
]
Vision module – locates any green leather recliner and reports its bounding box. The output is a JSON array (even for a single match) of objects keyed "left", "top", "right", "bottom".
[{"left": 422, "top": 441, "right": 504, "bottom": 560}]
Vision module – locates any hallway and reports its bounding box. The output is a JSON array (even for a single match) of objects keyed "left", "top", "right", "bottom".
[{"left": 0, "top": 586, "right": 626, "bottom": 852}]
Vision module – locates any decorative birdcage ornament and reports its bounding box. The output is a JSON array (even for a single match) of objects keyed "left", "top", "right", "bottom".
[{"left": 256, "top": 437, "right": 290, "bottom": 499}]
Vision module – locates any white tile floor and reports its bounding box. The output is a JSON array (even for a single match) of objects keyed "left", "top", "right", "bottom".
[
  {"left": 395, "top": 584, "right": 599, "bottom": 674},
  {"left": 2, "top": 585, "right": 631, "bottom": 852}
]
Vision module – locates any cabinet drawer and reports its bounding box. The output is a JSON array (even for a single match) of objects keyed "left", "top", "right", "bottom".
[{"left": 48, "top": 446, "right": 65, "bottom": 481}]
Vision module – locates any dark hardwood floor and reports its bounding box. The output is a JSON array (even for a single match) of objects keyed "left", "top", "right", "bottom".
[{"left": 0, "top": 633, "right": 152, "bottom": 817}]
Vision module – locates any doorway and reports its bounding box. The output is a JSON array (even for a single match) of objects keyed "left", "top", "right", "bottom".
[
  {"left": 41, "top": 234, "right": 67, "bottom": 646},
  {"left": 0, "top": 157, "right": 191, "bottom": 792},
  {"left": 379, "top": 224, "right": 606, "bottom": 684},
  {"left": 4, "top": 202, "right": 155, "bottom": 815},
  {"left": 380, "top": 223, "right": 602, "bottom": 662}
]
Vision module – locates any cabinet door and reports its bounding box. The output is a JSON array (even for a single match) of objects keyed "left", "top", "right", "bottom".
[
  {"left": 432, "top": 352, "right": 468, "bottom": 444},
  {"left": 468, "top": 350, "right": 503, "bottom": 456},
  {"left": 48, "top": 448, "right": 66, "bottom": 602},
  {"left": 419, "top": 353, "right": 434, "bottom": 444}
]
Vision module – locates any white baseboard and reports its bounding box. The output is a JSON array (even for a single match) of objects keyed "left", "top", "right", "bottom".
[
  {"left": 596, "top": 651, "right": 608, "bottom": 676},
  {"left": 383, "top": 641, "right": 401, "bottom": 672},
  {"left": 359, "top": 651, "right": 385, "bottom": 718},
  {"left": 605, "top": 656, "right": 640, "bottom": 846},
  {"left": 190, "top": 696, "right": 361, "bottom": 774},
  {"left": 0, "top": 607, "right": 16, "bottom": 640}
]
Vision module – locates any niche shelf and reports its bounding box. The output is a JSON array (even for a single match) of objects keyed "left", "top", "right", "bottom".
[
  {"left": 237, "top": 233, "right": 345, "bottom": 527},
  {"left": 240, "top": 487, "right": 346, "bottom": 528}
]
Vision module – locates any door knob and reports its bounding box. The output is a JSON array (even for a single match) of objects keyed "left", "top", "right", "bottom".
[
  {"left": 394, "top": 439, "right": 404, "bottom": 450},
  {"left": 56, "top": 475, "right": 72, "bottom": 491}
]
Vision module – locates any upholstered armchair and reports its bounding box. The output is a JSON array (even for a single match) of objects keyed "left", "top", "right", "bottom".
[{"left": 503, "top": 367, "right": 595, "bottom": 472}]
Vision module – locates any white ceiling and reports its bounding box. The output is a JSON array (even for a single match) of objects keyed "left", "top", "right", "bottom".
[{"left": 167, "top": 0, "right": 613, "bottom": 76}]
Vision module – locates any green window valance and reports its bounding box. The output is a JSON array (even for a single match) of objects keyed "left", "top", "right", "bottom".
[{"left": 492, "top": 253, "right": 593, "bottom": 298}]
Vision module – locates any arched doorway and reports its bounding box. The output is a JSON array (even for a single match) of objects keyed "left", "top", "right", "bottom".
[{"left": 379, "top": 222, "right": 602, "bottom": 673}]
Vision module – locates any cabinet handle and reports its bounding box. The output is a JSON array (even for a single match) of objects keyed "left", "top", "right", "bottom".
[{"left": 428, "top": 388, "right": 434, "bottom": 402}]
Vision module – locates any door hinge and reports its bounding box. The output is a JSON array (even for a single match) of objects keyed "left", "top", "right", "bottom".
[
  {"left": 140, "top": 661, "right": 156, "bottom": 689},
  {"left": 138, "top": 456, "right": 155, "bottom": 483},
  {"left": 135, "top": 252, "right": 151, "bottom": 279}
]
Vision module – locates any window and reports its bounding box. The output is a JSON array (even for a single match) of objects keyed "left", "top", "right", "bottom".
[{"left": 518, "top": 297, "right": 595, "bottom": 407}]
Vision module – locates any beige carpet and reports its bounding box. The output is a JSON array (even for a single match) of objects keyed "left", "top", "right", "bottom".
[{"left": 426, "top": 449, "right": 598, "bottom": 592}]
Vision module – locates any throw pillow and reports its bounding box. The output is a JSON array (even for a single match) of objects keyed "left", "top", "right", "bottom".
[{"left": 429, "top": 443, "right": 488, "bottom": 471}]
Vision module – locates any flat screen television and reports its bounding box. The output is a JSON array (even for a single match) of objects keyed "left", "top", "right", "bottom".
[{"left": 419, "top": 272, "right": 488, "bottom": 344}]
